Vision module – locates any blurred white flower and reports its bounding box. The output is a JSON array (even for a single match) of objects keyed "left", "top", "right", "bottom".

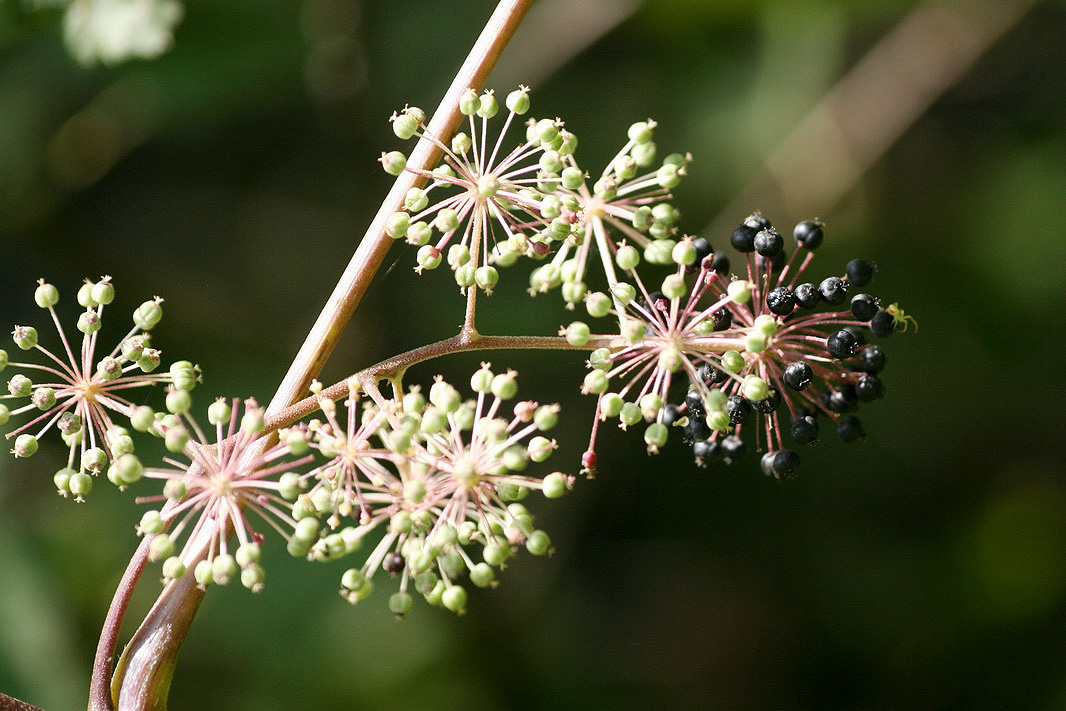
[{"left": 63, "top": 0, "right": 184, "bottom": 66}]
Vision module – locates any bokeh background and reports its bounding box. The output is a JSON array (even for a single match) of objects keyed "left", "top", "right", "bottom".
[{"left": 2, "top": 0, "right": 1066, "bottom": 708}]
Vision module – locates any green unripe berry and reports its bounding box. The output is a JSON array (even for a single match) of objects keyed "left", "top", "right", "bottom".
[
  {"left": 475, "top": 265, "right": 499, "bottom": 293},
  {"left": 241, "top": 564, "right": 266, "bottom": 592},
  {"left": 235, "top": 543, "right": 261, "bottom": 568},
  {"left": 96, "top": 357, "right": 122, "bottom": 382},
  {"left": 744, "top": 332, "right": 767, "bottom": 353},
  {"left": 164, "top": 426, "right": 189, "bottom": 453},
  {"left": 121, "top": 336, "right": 145, "bottom": 361},
  {"left": 644, "top": 239, "right": 676, "bottom": 265},
  {"left": 582, "top": 369, "right": 609, "bottom": 395},
  {"left": 166, "top": 388, "right": 192, "bottom": 415},
  {"left": 7, "top": 374, "right": 32, "bottom": 397},
  {"left": 639, "top": 393, "right": 664, "bottom": 420},
  {"left": 585, "top": 291, "right": 612, "bottom": 319},
  {"left": 162, "top": 557, "right": 186, "bottom": 580},
  {"left": 561, "top": 166, "right": 584, "bottom": 190},
  {"left": 536, "top": 118, "right": 559, "bottom": 144},
  {"left": 619, "top": 401, "right": 642, "bottom": 427},
  {"left": 527, "top": 530, "right": 552, "bottom": 556},
  {"left": 611, "top": 281, "right": 637, "bottom": 305},
  {"left": 77, "top": 281, "right": 97, "bottom": 307},
  {"left": 742, "top": 375, "right": 770, "bottom": 401},
  {"left": 656, "top": 163, "right": 682, "bottom": 189},
  {"left": 533, "top": 404, "right": 558, "bottom": 431},
  {"left": 12, "top": 434, "right": 38, "bottom": 458},
  {"left": 0, "top": 403, "right": 8, "bottom": 427},
  {"left": 588, "top": 347, "right": 613, "bottom": 370},
  {"left": 90, "top": 279, "right": 115, "bottom": 305},
  {"left": 194, "top": 560, "right": 214, "bottom": 586},
  {"left": 391, "top": 111, "right": 419, "bottom": 140},
  {"left": 721, "top": 350, "right": 745, "bottom": 373},
  {"left": 77, "top": 313, "right": 103, "bottom": 339},
  {"left": 54, "top": 467, "right": 74, "bottom": 493},
  {"left": 31, "top": 387, "right": 55, "bottom": 410},
  {"left": 69, "top": 471, "right": 92, "bottom": 499},
  {"left": 451, "top": 131, "right": 472, "bottom": 154},
  {"left": 442, "top": 585, "right": 467, "bottom": 615},
  {"left": 148, "top": 533, "right": 174, "bottom": 562},
  {"left": 644, "top": 422, "right": 669, "bottom": 452},
  {"left": 110, "top": 453, "right": 144, "bottom": 485},
  {"left": 506, "top": 87, "right": 530, "bottom": 114},
  {"left": 380, "top": 150, "right": 407, "bottom": 175},
  {"left": 12, "top": 326, "right": 37, "bottom": 350},
  {"left": 294, "top": 517, "right": 320, "bottom": 545},
  {"left": 212, "top": 554, "right": 238, "bottom": 585},
  {"left": 81, "top": 447, "right": 107, "bottom": 472},
  {"left": 753, "top": 314, "right": 778, "bottom": 336},
  {"left": 390, "top": 510, "right": 413, "bottom": 534},
  {"left": 139, "top": 510, "right": 166, "bottom": 535},
  {"left": 483, "top": 540, "right": 510, "bottom": 566},
  {"left": 662, "top": 274, "right": 687, "bottom": 300},
  {"left": 632, "top": 141, "right": 657, "bottom": 167},
  {"left": 385, "top": 211, "right": 410, "bottom": 239},
  {"left": 416, "top": 245, "right": 442, "bottom": 270},
  {"left": 599, "top": 392, "right": 624, "bottom": 418},
  {"left": 133, "top": 299, "right": 163, "bottom": 330},
  {"left": 564, "top": 321, "right": 590, "bottom": 347},
  {"left": 491, "top": 372, "right": 518, "bottom": 400},
  {"left": 727, "top": 280, "right": 751, "bottom": 304},
  {"left": 389, "top": 591, "right": 414, "bottom": 616},
  {"left": 470, "top": 562, "right": 496, "bottom": 589},
  {"left": 558, "top": 130, "right": 578, "bottom": 154},
  {"left": 34, "top": 282, "right": 59, "bottom": 308},
  {"left": 477, "top": 91, "right": 499, "bottom": 118},
  {"left": 207, "top": 399, "right": 231, "bottom": 425},
  {"left": 708, "top": 410, "right": 731, "bottom": 431},
  {"left": 528, "top": 435, "right": 554, "bottom": 463},
  {"left": 615, "top": 244, "right": 641, "bottom": 271},
  {"left": 137, "top": 349, "right": 161, "bottom": 372}
]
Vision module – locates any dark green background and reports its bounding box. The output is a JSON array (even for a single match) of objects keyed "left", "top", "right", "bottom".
[{"left": 2, "top": 0, "right": 1065, "bottom": 709}]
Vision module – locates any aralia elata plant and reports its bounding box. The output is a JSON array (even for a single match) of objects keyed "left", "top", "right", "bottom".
[{"left": 0, "top": 2, "right": 913, "bottom": 710}]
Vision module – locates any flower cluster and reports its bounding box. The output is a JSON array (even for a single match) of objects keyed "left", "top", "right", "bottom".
[
  {"left": 573, "top": 214, "right": 909, "bottom": 478},
  {"left": 381, "top": 87, "right": 689, "bottom": 303},
  {"left": 285, "top": 367, "right": 570, "bottom": 616},
  {"left": 1, "top": 277, "right": 196, "bottom": 499},
  {"left": 136, "top": 397, "right": 313, "bottom": 592}
]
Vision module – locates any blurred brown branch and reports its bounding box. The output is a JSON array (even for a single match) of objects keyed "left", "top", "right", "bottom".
[{"left": 706, "top": 0, "right": 1038, "bottom": 236}]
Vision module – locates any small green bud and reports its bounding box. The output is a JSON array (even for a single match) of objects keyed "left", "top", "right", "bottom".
[
  {"left": 0, "top": 404, "right": 8, "bottom": 427},
  {"left": 644, "top": 239, "right": 676, "bottom": 265},
  {"left": 639, "top": 393, "right": 664, "bottom": 420},
  {"left": 241, "top": 403, "right": 264, "bottom": 434},
  {"left": 170, "top": 360, "right": 199, "bottom": 391}
]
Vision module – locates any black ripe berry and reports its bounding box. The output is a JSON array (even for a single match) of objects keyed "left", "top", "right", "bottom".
[
  {"left": 689, "top": 238, "right": 713, "bottom": 274},
  {"left": 720, "top": 435, "right": 746, "bottom": 463},
  {"left": 791, "top": 415, "right": 819, "bottom": 444},
  {"left": 684, "top": 415, "right": 711, "bottom": 443},
  {"left": 783, "top": 361, "right": 814, "bottom": 390},
  {"left": 870, "top": 310, "right": 896, "bottom": 337},
  {"left": 826, "top": 385, "right": 858, "bottom": 414},
  {"left": 855, "top": 373, "right": 885, "bottom": 401},
  {"left": 793, "top": 219, "right": 824, "bottom": 250},
  {"left": 693, "top": 438, "right": 721, "bottom": 466},
  {"left": 696, "top": 360, "right": 727, "bottom": 385},
  {"left": 826, "top": 329, "right": 859, "bottom": 359},
  {"left": 850, "top": 293, "right": 880, "bottom": 321},
  {"left": 710, "top": 251, "right": 731, "bottom": 276},
  {"left": 855, "top": 345, "right": 886, "bottom": 374},
  {"left": 712, "top": 306, "right": 733, "bottom": 331},
  {"left": 846, "top": 259, "right": 876, "bottom": 287},
  {"left": 726, "top": 395, "right": 751, "bottom": 424},
  {"left": 754, "top": 228, "right": 784, "bottom": 257},
  {"left": 818, "top": 276, "right": 848, "bottom": 305},
  {"left": 383, "top": 551, "right": 405, "bottom": 575},
  {"left": 766, "top": 286, "right": 795, "bottom": 316},
  {"left": 794, "top": 282, "right": 820, "bottom": 309},
  {"left": 684, "top": 388, "right": 706, "bottom": 419},
  {"left": 772, "top": 449, "right": 800, "bottom": 478},
  {"left": 751, "top": 388, "right": 781, "bottom": 414},
  {"left": 837, "top": 415, "right": 865, "bottom": 443},
  {"left": 661, "top": 403, "right": 682, "bottom": 426},
  {"left": 756, "top": 250, "right": 787, "bottom": 274},
  {"left": 731, "top": 225, "right": 757, "bottom": 253}
]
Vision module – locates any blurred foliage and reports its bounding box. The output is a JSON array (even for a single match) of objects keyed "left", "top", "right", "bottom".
[{"left": 2, "top": 0, "right": 1066, "bottom": 709}]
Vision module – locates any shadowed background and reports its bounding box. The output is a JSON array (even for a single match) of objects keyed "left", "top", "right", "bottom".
[{"left": 2, "top": 0, "right": 1065, "bottom": 709}]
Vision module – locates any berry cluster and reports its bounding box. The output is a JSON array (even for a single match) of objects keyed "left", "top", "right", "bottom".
[{"left": 578, "top": 213, "right": 908, "bottom": 478}]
